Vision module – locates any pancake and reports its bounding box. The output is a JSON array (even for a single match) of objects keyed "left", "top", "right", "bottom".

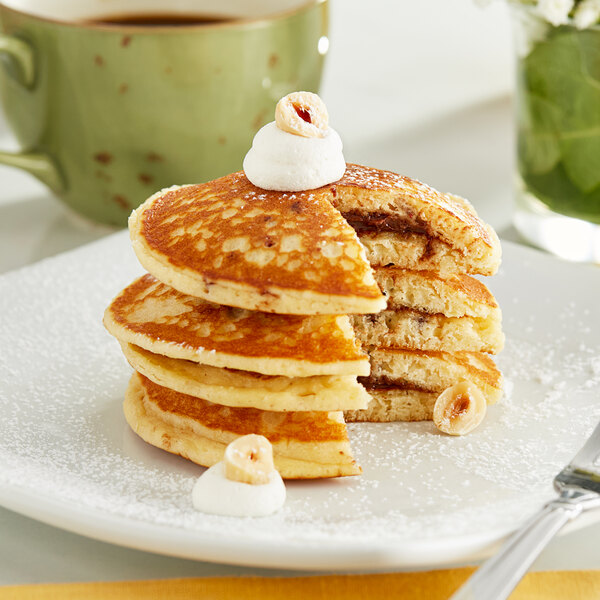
[
  {"left": 104, "top": 274, "right": 369, "bottom": 377},
  {"left": 346, "top": 349, "right": 502, "bottom": 422},
  {"left": 372, "top": 267, "right": 500, "bottom": 319},
  {"left": 358, "top": 232, "right": 494, "bottom": 275},
  {"left": 125, "top": 373, "right": 361, "bottom": 479},
  {"left": 129, "top": 176, "right": 385, "bottom": 315},
  {"left": 121, "top": 342, "right": 370, "bottom": 412},
  {"left": 351, "top": 309, "right": 504, "bottom": 353},
  {"left": 329, "top": 165, "right": 501, "bottom": 276},
  {"left": 345, "top": 388, "right": 438, "bottom": 422},
  {"left": 363, "top": 348, "right": 503, "bottom": 404}
]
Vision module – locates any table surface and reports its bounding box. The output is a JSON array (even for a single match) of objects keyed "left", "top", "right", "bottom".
[{"left": 1, "top": 0, "right": 599, "bottom": 586}]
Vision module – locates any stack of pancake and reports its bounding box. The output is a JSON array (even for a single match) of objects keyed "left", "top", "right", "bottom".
[
  {"left": 326, "top": 164, "right": 504, "bottom": 422},
  {"left": 103, "top": 172, "right": 386, "bottom": 478},
  {"left": 104, "top": 163, "right": 504, "bottom": 479}
]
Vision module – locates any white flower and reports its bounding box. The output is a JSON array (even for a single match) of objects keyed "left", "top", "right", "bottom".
[
  {"left": 537, "top": 0, "right": 574, "bottom": 25},
  {"left": 573, "top": 0, "right": 600, "bottom": 28},
  {"left": 513, "top": 14, "right": 550, "bottom": 57}
]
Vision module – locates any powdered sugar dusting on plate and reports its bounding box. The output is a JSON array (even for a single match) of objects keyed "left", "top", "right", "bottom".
[{"left": 0, "top": 233, "right": 599, "bottom": 567}]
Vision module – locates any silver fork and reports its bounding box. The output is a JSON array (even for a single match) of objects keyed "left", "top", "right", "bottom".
[{"left": 450, "top": 419, "right": 600, "bottom": 600}]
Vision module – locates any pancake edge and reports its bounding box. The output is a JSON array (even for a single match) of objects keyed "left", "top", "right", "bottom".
[
  {"left": 121, "top": 342, "right": 370, "bottom": 412},
  {"left": 103, "top": 309, "right": 370, "bottom": 377},
  {"left": 124, "top": 374, "right": 361, "bottom": 479}
]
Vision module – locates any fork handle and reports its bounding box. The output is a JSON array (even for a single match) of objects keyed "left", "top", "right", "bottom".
[{"left": 450, "top": 501, "right": 582, "bottom": 600}]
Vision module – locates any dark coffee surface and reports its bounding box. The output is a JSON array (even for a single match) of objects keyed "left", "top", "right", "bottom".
[{"left": 85, "top": 12, "right": 234, "bottom": 26}]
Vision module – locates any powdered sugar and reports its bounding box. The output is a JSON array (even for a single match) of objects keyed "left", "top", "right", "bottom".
[{"left": 0, "top": 233, "right": 599, "bottom": 568}]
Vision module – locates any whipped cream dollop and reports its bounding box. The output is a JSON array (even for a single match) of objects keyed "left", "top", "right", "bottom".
[
  {"left": 243, "top": 121, "right": 346, "bottom": 192},
  {"left": 192, "top": 461, "right": 286, "bottom": 517}
]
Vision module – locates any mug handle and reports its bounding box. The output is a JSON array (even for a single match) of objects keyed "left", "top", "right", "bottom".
[{"left": 0, "top": 34, "right": 63, "bottom": 192}]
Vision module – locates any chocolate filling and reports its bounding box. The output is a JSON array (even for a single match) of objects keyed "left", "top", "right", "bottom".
[
  {"left": 359, "top": 376, "right": 435, "bottom": 393},
  {"left": 341, "top": 210, "right": 430, "bottom": 235}
]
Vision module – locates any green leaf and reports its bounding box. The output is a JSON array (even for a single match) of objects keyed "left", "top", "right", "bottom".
[
  {"left": 560, "top": 127, "right": 600, "bottom": 194},
  {"left": 521, "top": 28, "right": 600, "bottom": 194},
  {"left": 516, "top": 92, "right": 561, "bottom": 175},
  {"left": 523, "top": 161, "right": 600, "bottom": 223}
]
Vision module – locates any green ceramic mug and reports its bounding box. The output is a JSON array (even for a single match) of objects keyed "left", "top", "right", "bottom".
[{"left": 0, "top": 0, "right": 328, "bottom": 226}]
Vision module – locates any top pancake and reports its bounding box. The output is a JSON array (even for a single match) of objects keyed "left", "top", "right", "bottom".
[
  {"left": 329, "top": 165, "right": 502, "bottom": 276},
  {"left": 129, "top": 174, "right": 385, "bottom": 315}
]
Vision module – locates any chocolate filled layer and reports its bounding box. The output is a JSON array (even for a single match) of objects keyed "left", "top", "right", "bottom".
[
  {"left": 340, "top": 211, "right": 430, "bottom": 235},
  {"left": 359, "top": 376, "right": 435, "bottom": 393}
]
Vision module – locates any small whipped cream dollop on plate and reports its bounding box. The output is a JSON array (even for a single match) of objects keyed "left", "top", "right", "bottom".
[
  {"left": 192, "top": 462, "right": 286, "bottom": 517},
  {"left": 192, "top": 434, "right": 286, "bottom": 517},
  {"left": 243, "top": 91, "right": 346, "bottom": 192}
]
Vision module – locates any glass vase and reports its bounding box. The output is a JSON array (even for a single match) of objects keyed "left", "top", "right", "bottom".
[{"left": 511, "top": 5, "right": 600, "bottom": 262}]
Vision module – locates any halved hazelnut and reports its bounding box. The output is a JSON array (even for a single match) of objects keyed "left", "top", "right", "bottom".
[
  {"left": 433, "top": 381, "right": 487, "bottom": 436},
  {"left": 275, "top": 91, "right": 329, "bottom": 138}
]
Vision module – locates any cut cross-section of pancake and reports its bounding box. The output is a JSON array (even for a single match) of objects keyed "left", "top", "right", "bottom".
[
  {"left": 129, "top": 174, "right": 385, "bottom": 315},
  {"left": 121, "top": 342, "right": 370, "bottom": 412},
  {"left": 346, "top": 349, "right": 503, "bottom": 423},
  {"left": 104, "top": 274, "right": 369, "bottom": 377},
  {"left": 365, "top": 348, "right": 503, "bottom": 401},
  {"left": 345, "top": 389, "right": 439, "bottom": 423},
  {"left": 125, "top": 373, "right": 361, "bottom": 479},
  {"left": 372, "top": 267, "right": 501, "bottom": 319},
  {"left": 351, "top": 308, "right": 504, "bottom": 353},
  {"left": 328, "top": 164, "right": 501, "bottom": 276}
]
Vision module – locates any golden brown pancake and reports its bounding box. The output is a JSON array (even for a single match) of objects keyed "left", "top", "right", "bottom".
[
  {"left": 129, "top": 176, "right": 385, "bottom": 315},
  {"left": 351, "top": 308, "right": 504, "bottom": 353},
  {"left": 125, "top": 373, "right": 361, "bottom": 479},
  {"left": 121, "top": 342, "right": 370, "bottom": 412},
  {"left": 104, "top": 274, "right": 369, "bottom": 377},
  {"left": 345, "top": 388, "right": 438, "bottom": 422},
  {"left": 372, "top": 267, "right": 500, "bottom": 318},
  {"left": 329, "top": 165, "right": 501, "bottom": 276},
  {"left": 363, "top": 348, "right": 503, "bottom": 403},
  {"left": 346, "top": 349, "right": 502, "bottom": 423}
]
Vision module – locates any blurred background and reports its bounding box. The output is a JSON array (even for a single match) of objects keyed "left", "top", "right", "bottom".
[
  {"left": 0, "top": 0, "right": 513, "bottom": 274},
  {"left": 323, "top": 0, "right": 512, "bottom": 232}
]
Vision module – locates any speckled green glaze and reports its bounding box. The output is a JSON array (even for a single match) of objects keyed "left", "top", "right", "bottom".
[{"left": 0, "top": 2, "right": 328, "bottom": 226}]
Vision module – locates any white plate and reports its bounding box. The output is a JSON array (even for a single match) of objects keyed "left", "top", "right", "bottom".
[{"left": 0, "top": 232, "right": 599, "bottom": 571}]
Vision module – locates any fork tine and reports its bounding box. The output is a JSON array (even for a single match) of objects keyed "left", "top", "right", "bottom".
[{"left": 569, "top": 419, "right": 600, "bottom": 472}]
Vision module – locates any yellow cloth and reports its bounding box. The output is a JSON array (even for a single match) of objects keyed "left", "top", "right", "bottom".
[{"left": 1, "top": 569, "right": 599, "bottom": 600}]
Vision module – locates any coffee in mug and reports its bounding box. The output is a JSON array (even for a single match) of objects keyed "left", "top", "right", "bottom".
[{"left": 0, "top": 0, "right": 328, "bottom": 226}]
